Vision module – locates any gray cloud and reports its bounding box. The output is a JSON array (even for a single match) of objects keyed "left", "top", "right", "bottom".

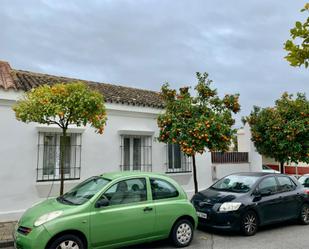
[{"left": 0, "top": 0, "right": 308, "bottom": 125}]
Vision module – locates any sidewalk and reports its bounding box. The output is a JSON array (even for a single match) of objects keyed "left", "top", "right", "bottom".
[{"left": 0, "top": 222, "right": 16, "bottom": 248}]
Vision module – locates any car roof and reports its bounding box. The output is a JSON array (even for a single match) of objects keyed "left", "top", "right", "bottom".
[
  {"left": 230, "top": 172, "right": 285, "bottom": 177},
  {"left": 99, "top": 171, "right": 166, "bottom": 180}
]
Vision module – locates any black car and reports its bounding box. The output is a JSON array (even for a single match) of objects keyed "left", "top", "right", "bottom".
[{"left": 191, "top": 172, "right": 309, "bottom": 236}]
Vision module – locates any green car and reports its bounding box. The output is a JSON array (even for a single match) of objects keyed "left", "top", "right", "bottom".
[{"left": 14, "top": 172, "right": 197, "bottom": 249}]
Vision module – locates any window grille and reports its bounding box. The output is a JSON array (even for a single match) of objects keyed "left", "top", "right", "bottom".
[
  {"left": 120, "top": 135, "right": 152, "bottom": 172},
  {"left": 37, "top": 132, "right": 82, "bottom": 182},
  {"left": 166, "top": 144, "right": 192, "bottom": 173}
]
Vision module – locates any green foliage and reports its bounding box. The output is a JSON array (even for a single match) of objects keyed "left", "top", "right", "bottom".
[
  {"left": 157, "top": 72, "right": 240, "bottom": 156},
  {"left": 246, "top": 93, "right": 309, "bottom": 165},
  {"left": 284, "top": 3, "right": 309, "bottom": 68},
  {"left": 13, "top": 82, "right": 107, "bottom": 133}
]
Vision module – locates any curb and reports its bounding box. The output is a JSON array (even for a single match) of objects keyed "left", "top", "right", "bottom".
[{"left": 0, "top": 240, "right": 14, "bottom": 248}]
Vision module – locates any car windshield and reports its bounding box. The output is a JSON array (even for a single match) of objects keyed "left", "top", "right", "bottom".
[
  {"left": 298, "top": 175, "right": 309, "bottom": 187},
  {"left": 211, "top": 175, "right": 259, "bottom": 193},
  {"left": 57, "top": 176, "right": 110, "bottom": 205}
]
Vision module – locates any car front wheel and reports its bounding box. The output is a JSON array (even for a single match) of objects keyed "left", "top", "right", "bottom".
[
  {"left": 299, "top": 203, "right": 309, "bottom": 225},
  {"left": 171, "top": 219, "right": 194, "bottom": 247},
  {"left": 47, "top": 234, "right": 85, "bottom": 249},
  {"left": 241, "top": 211, "right": 258, "bottom": 236}
]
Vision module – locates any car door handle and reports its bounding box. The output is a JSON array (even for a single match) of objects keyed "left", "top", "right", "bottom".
[{"left": 143, "top": 207, "right": 153, "bottom": 212}]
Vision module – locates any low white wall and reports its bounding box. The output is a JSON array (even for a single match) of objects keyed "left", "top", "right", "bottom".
[{"left": 213, "top": 163, "right": 251, "bottom": 181}]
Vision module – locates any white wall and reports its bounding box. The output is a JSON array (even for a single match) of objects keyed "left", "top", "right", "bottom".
[
  {"left": 0, "top": 94, "right": 215, "bottom": 221},
  {"left": 168, "top": 152, "right": 213, "bottom": 198},
  {"left": 213, "top": 163, "right": 250, "bottom": 181},
  {"left": 237, "top": 123, "right": 262, "bottom": 172}
]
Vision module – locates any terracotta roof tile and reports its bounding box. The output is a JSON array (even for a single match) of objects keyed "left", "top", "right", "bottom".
[
  {"left": 0, "top": 61, "right": 164, "bottom": 109},
  {"left": 0, "top": 61, "right": 16, "bottom": 90}
]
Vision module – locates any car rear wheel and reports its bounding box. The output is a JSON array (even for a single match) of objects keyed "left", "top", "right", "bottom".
[
  {"left": 299, "top": 203, "right": 309, "bottom": 225},
  {"left": 47, "top": 234, "right": 85, "bottom": 249},
  {"left": 170, "top": 219, "right": 194, "bottom": 247},
  {"left": 241, "top": 211, "right": 258, "bottom": 236}
]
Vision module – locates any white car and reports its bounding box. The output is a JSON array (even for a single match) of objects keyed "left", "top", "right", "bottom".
[
  {"left": 262, "top": 164, "right": 280, "bottom": 173},
  {"left": 298, "top": 174, "right": 309, "bottom": 189}
]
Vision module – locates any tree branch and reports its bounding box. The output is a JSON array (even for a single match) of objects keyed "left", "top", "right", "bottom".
[{"left": 46, "top": 118, "right": 62, "bottom": 128}]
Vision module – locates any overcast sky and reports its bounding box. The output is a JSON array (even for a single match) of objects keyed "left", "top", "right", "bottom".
[{"left": 1, "top": 0, "right": 308, "bottom": 125}]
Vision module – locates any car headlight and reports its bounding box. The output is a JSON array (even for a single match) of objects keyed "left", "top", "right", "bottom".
[
  {"left": 219, "top": 202, "right": 242, "bottom": 212},
  {"left": 34, "top": 211, "right": 63, "bottom": 227}
]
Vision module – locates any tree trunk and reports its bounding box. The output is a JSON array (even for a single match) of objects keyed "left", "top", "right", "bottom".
[
  {"left": 60, "top": 128, "right": 67, "bottom": 195},
  {"left": 192, "top": 154, "right": 199, "bottom": 193},
  {"left": 295, "top": 163, "right": 298, "bottom": 177},
  {"left": 280, "top": 161, "right": 285, "bottom": 174}
]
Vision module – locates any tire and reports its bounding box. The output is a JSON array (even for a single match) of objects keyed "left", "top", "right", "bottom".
[
  {"left": 170, "top": 219, "right": 194, "bottom": 247},
  {"left": 241, "top": 211, "right": 258, "bottom": 236},
  {"left": 299, "top": 203, "right": 309, "bottom": 225},
  {"left": 47, "top": 234, "right": 85, "bottom": 249}
]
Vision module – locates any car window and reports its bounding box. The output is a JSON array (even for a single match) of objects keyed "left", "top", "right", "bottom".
[
  {"left": 299, "top": 176, "right": 309, "bottom": 188},
  {"left": 277, "top": 176, "right": 296, "bottom": 192},
  {"left": 258, "top": 177, "right": 278, "bottom": 194},
  {"left": 150, "top": 178, "right": 179, "bottom": 200},
  {"left": 102, "top": 178, "right": 147, "bottom": 206},
  {"left": 58, "top": 177, "right": 110, "bottom": 205},
  {"left": 211, "top": 175, "right": 259, "bottom": 193}
]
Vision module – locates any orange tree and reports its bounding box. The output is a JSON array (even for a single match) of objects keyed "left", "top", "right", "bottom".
[
  {"left": 284, "top": 3, "right": 309, "bottom": 68},
  {"left": 157, "top": 72, "right": 240, "bottom": 193},
  {"left": 13, "top": 82, "right": 107, "bottom": 195},
  {"left": 246, "top": 93, "right": 309, "bottom": 173}
]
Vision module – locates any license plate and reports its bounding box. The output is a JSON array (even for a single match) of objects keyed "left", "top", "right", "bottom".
[{"left": 197, "top": 211, "right": 207, "bottom": 219}]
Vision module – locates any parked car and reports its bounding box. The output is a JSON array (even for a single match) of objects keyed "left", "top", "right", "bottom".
[
  {"left": 14, "top": 172, "right": 197, "bottom": 249},
  {"left": 191, "top": 172, "right": 309, "bottom": 236},
  {"left": 298, "top": 174, "right": 309, "bottom": 191},
  {"left": 262, "top": 164, "right": 280, "bottom": 173}
]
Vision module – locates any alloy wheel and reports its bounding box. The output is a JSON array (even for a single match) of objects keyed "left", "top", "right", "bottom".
[
  {"left": 56, "top": 240, "right": 80, "bottom": 249},
  {"left": 301, "top": 205, "right": 309, "bottom": 223},
  {"left": 243, "top": 213, "right": 257, "bottom": 235},
  {"left": 176, "top": 223, "right": 192, "bottom": 245}
]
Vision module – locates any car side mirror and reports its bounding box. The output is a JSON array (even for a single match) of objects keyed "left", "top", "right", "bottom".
[
  {"left": 253, "top": 190, "right": 261, "bottom": 198},
  {"left": 95, "top": 198, "right": 109, "bottom": 208}
]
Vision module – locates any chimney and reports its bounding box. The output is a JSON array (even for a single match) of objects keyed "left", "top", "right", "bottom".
[{"left": 0, "top": 61, "right": 16, "bottom": 90}]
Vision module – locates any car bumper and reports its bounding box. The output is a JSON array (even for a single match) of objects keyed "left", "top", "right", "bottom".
[
  {"left": 14, "top": 225, "right": 51, "bottom": 249},
  {"left": 196, "top": 208, "right": 242, "bottom": 231}
]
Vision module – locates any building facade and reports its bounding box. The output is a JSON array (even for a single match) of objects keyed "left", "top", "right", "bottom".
[{"left": 0, "top": 61, "right": 262, "bottom": 222}]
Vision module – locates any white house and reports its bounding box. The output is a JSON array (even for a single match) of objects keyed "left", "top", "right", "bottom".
[{"left": 0, "top": 60, "right": 261, "bottom": 222}]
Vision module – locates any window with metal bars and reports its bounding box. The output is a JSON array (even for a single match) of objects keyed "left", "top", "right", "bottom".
[
  {"left": 37, "top": 132, "right": 82, "bottom": 181},
  {"left": 120, "top": 135, "right": 152, "bottom": 172},
  {"left": 166, "top": 144, "right": 192, "bottom": 173}
]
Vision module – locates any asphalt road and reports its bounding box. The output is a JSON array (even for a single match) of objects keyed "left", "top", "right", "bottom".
[{"left": 6, "top": 221, "right": 309, "bottom": 249}]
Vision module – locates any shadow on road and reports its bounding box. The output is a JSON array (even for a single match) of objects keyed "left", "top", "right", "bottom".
[
  {"left": 198, "top": 219, "right": 301, "bottom": 237},
  {"left": 123, "top": 220, "right": 302, "bottom": 248}
]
